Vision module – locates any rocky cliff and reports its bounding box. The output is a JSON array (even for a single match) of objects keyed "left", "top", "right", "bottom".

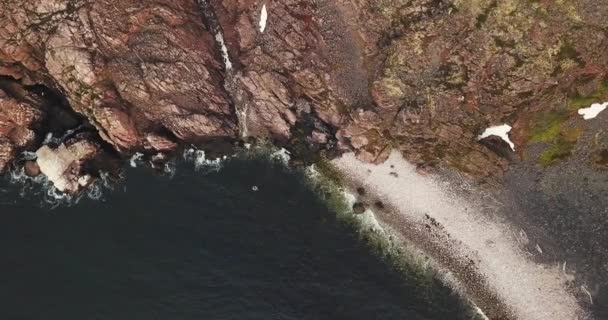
[{"left": 1, "top": 0, "right": 607, "bottom": 188}]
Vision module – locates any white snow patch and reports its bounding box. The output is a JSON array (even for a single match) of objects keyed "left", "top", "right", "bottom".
[
  {"left": 259, "top": 4, "right": 268, "bottom": 33},
  {"left": 578, "top": 102, "right": 607, "bottom": 120},
  {"left": 478, "top": 124, "right": 515, "bottom": 151},
  {"left": 215, "top": 32, "right": 232, "bottom": 71}
]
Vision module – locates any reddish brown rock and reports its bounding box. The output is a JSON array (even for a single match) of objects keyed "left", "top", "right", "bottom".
[
  {"left": 24, "top": 160, "right": 41, "bottom": 177},
  {"left": 1, "top": 0, "right": 237, "bottom": 154},
  {"left": 145, "top": 133, "right": 178, "bottom": 152},
  {"left": 0, "top": 140, "right": 15, "bottom": 173},
  {"left": 210, "top": 0, "right": 372, "bottom": 141},
  {"left": 0, "top": 0, "right": 607, "bottom": 184},
  {"left": 0, "top": 91, "right": 42, "bottom": 173}
]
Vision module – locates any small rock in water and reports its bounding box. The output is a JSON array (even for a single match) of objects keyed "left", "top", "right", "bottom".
[
  {"left": 24, "top": 161, "right": 40, "bottom": 177},
  {"left": 352, "top": 202, "right": 367, "bottom": 214}
]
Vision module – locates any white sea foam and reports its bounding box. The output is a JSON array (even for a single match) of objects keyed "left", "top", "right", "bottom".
[
  {"left": 130, "top": 152, "right": 144, "bottom": 168},
  {"left": 6, "top": 151, "right": 113, "bottom": 207},
  {"left": 270, "top": 148, "right": 291, "bottom": 165},
  {"left": 333, "top": 151, "right": 584, "bottom": 320},
  {"left": 19, "top": 151, "right": 38, "bottom": 161},
  {"left": 42, "top": 132, "right": 61, "bottom": 145},
  {"left": 305, "top": 165, "right": 320, "bottom": 179},
  {"left": 86, "top": 183, "right": 103, "bottom": 200},
  {"left": 183, "top": 148, "right": 224, "bottom": 172}
]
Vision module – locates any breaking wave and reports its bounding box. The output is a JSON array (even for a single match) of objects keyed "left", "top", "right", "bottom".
[{"left": 4, "top": 151, "right": 118, "bottom": 208}]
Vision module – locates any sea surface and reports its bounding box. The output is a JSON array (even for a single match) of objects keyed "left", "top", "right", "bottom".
[{"left": 0, "top": 157, "right": 473, "bottom": 320}]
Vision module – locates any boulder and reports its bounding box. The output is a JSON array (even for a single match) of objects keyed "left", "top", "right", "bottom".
[
  {"left": 35, "top": 139, "right": 101, "bottom": 193},
  {"left": 23, "top": 160, "right": 41, "bottom": 177},
  {"left": 352, "top": 202, "right": 367, "bottom": 215}
]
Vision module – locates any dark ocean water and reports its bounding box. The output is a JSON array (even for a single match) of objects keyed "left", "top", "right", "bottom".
[{"left": 0, "top": 158, "right": 473, "bottom": 320}]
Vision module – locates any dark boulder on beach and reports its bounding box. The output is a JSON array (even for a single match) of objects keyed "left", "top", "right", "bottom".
[{"left": 353, "top": 202, "right": 367, "bottom": 215}]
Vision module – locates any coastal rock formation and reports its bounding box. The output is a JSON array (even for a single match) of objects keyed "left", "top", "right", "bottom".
[
  {"left": 0, "top": 89, "right": 43, "bottom": 172},
  {"left": 1, "top": 0, "right": 236, "bottom": 155},
  {"left": 1, "top": 1, "right": 608, "bottom": 318},
  {"left": 0, "top": 0, "right": 607, "bottom": 185},
  {"left": 35, "top": 136, "right": 101, "bottom": 193}
]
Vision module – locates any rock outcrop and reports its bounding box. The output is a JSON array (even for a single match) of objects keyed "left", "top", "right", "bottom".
[
  {"left": 1, "top": 0, "right": 607, "bottom": 187},
  {"left": 35, "top": 136, "right": 101, "bottom": 193},
  {"left": 0, "top": 88, "right": 43, "bottom": 172}
]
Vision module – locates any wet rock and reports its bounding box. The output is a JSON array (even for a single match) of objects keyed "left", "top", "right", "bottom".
[
  {"left": 145, "top": 133, "right": 178, "bottom": 152},
  {"left": 310, "top": 131, "right": 329, "bottom": 145},
  {"left": 1, "top": 0, "right": 237, "bottom": 154},
  {"left": 24, "top": 161, "right": 41, "bottom": 177},
  {"left": 352, "top": 202, "right": 367, "bottom": 215},
  {"left": 150, "top": 152, "right": 169, "bottom": 165}
]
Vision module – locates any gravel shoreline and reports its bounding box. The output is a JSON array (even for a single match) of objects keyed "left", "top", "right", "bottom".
[{"left": 332, "top": 152, "right": 585, "bottom": 320}]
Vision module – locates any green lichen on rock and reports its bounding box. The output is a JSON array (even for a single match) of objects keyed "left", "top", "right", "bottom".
[
  {"left": 530, "top": 80, "right": 608, "bottom": 167},
  {"left": 529, "top": 111, "right": 570, "bottom": 143},
  {"left": 538, "top": 139, "right": 574, "bottom": 167},
  {"left": 568, "top": 80, "right": 608, "bottom": 111},
  {"left": 527, "top": 109, "right": 584, "bottom": 167},
  {"left": 362, "top": 0, "right": 606, "bottom": 179}
]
